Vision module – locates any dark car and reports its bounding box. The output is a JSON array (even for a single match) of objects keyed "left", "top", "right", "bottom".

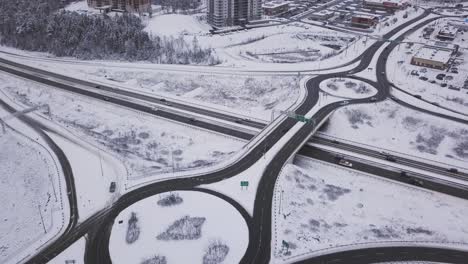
[
  {"left": 400, "top": 171, "right": 408, "bottom": 177},
  {"left": 419, "top": 76, "right": 428, "bottom": 81},
  {"left": 429, "top": 80, "right": 436, "bottom": 84},
  {"left": 413, "top": 94, "right": 422, "bottom": 99},
  {"left": 448, "top": 168, "right": 458, "bottom": 174},
  {"left": 385, "top": 155, "right": 396, "bottom": 162},
  {"left": 95, "top": 85, "right": 101, "bottom": 88},
  {"left": 109, "top": 182, "right": 116, "bottom": 193},
  {"left": 435, "top": 73, "right": 445, "bottom": 80},
  {"left": 159, "top": 98, "right": 167, "bottom": 102},
  {"left": 440, "top": 83, "right": 448, "bottom": 87},
  {"left": 189, "top": 117, "right": 196, "bottom": 122}
]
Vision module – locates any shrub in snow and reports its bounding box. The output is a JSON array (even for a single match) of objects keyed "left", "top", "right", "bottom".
[
  {"left": 454, "top": 141, "right": 468, "bottom": 159},
  {"left": 157, "top": 193, "right": 183, "bottom": 207},
  {"left": 202, "top": 240, "right": 230, "bottom": 264},
  {"left": 344, "top": 109, "right": 373, "bottom": 129},
  {"left": 126, "top": 212, "right": 141, "bottom": 244},
  {"left": 321, "top": 184, "right": 351, "bottom": 201},
  {"left": 157, "top": 216, "right": 206, "bottom": 240},
  {"left": 415, "top": 126, "right": 447, "bottom": 155},
  {"left": 141, "top": 255, "right": 167, "bottom": 264}
]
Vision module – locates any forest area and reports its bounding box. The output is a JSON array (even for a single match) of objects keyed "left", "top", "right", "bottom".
[{"left": 0, "top": 0, "right": 218, "bottom": 64}]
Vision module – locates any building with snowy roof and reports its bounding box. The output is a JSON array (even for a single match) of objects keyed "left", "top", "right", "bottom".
[
  {"left": 363, "top": 0, "right": 409, "bottom": 10},
  {"left": 411, "top": 46, "right": 453, "bottom": 70},
  {"left": 263, "top": 1, "right": 290, "bottom": 16}
]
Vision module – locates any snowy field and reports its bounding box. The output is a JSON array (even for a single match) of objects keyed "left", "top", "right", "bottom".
[
  {"left": 0, "top": 123, "right": 64, "bottom": 263},
  {"left": 109, "top": 191, "right": 248, "bottom": 264},
  {"left": 272, "top": 157, "right": 468, "bottom": 263},
  {"left": 387, "top": 18, "right": 468, "bottom": 115},
  {"left": 0, "top": 72, "right": 245, "bottom": 181},
  {"left": 319, "top": 78, "right": 377, "bottom": 99},
  {"left": 143, "top": 14, "right": 211, "bottom": 37},
  {"left": 320, "top": 100, "right": 468, "bottom": 170}
]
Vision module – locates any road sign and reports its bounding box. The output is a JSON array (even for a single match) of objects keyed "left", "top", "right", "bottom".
[{"left": 240, "top": 181, "right": 249, "bottom": 187}]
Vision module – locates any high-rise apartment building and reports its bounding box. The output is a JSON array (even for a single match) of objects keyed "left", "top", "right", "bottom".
[
  {"left": 87, "top": 0, "right": 151, "bottom": 13},
  {"left": 207, "top": 0, "right": 262, "bottom": 28}
]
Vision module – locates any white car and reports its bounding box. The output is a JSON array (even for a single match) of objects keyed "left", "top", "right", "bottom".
[
  {"left": 338, "top": 159, "right": 353, "bottom": 167},
  {"left": 340, "top": 101, "right": 349, "bottom": 106}
]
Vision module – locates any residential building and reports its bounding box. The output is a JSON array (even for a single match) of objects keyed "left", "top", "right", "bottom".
[
  {"left": 308, "top": 10, "right": 334, "bottom": 20},
  {"left": 411, "top": 46, "right": 453, "bottom": 70},
  {"left": 351, "top": 14, "right": 378, "bottom": 28},
  {"left": 207, "top": 0, "right": 262, "bottom": 28},
  {"left": 263, "top": 1, "right": 290, "bottom": 16},
  {"left": 87, "top": 0, "right": 151, "bottom": 13},
  {"left": 437, "top": 26, "right": 458, "bottom": 40}
]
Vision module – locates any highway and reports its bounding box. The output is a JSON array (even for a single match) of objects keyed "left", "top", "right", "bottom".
[{"left": 2, "top": 6, "right": 465, "bottom": 264}]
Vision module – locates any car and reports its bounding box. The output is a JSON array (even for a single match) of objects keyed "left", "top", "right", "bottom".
[
  {"left": 440, "top": 83, "right": 447, "bottom": 87},
  {"left": 235, "top": 119, "right": 242, "bottom": 124},
  {"left": 95, "top": 85, "right": 101, "bottom": 88},
  {"left": 409, "top": 178, "right": 424, "bottom": 187},
  {"left": 410, "top": 70, "right": 419, "bottom": 76},
  {"left": 436, "top": 73, "right": 445, "bottom": 81},
  {"left": 456, "top": 3, "right": 463, "bottom": 8},
  {"left": 431, "top": 102, "right": 439, "bottom": 106},
  {"left": 370, "top": 97, "right": 377, "bottom": 102},
  {"left": 159, "top": 98, "right": 167, "bottom": 102},
  {"left": 103, "top": 96, "right": 110, "bottom": 101},
  {"left": 189, "top": 117, "right": 196, "bottom": 122},
  {"left": 419, "top": 76, "right": 428, "bottom": 81},
  {"left": 448, "top": 168, "right": 458, "bottom": 173},
  {"left": 429, "top": 80, "right": 436, "bottom": 84},
  {"left": 413, "top": 94, "right": 422, "bottom": 99},
  {"left": 109, "top": 182, "right": 116, "bottom": 193},
  {"left": 340, "top": 101, "right": 349, "bottom": 106},
  {"left": 331, "top": 140, "right": 340, "bottom": 144},
  {"left": 385, "top": 155, "right": 396, "bottom": 162},
  {"left": 338, "top": 159, "right": 353, "bottom": 167},
  {"left": 400, "top": 171, "right": 408, "bottom": 177},
  {"left": 381, "top": 71, "right": 385, "bottom": 75}
]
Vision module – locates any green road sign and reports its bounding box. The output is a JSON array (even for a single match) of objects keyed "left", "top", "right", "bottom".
[{"left": 240, "top": 181, "right": 249, "bottom": 187}]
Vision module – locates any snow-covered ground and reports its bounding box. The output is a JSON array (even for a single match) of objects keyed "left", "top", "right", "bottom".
[
  {"left": 272, "top": 156, "right": 468, "bottom": 263},
  {"left": 320, "top": 100, "right": 468, "bottom": 170},
  {"left": 143, "top": 14, "right": 211, "bottom": 37},
  {"left": 109, "top": 191, "right": 248, "bottom": 264},
  {"left": 0, "top": 72, "right": 245, "bottom": 182},
  {"left": 0, "top": 109, "right": 67, "bottom": 264},
  {"left": 319, "top": 78, "right": 377, "bottom": 99},
  {"left": 47, "top": 237, "right": 85, "bottom": 264},
  {"left": 387, "top": 18, "right": 468, "bottom": 115},
  {"left": 0, "top": 55, "right": 302, "bottom": 120}
]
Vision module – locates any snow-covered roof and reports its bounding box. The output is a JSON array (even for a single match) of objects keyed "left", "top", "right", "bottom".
[
  {"left": 352, "top": 14, "right": 378, "bottom": 20},
  {"left": 439, "top": 26, "right": 458, "bottom": 36},
  {"left": 315, "top": 10, "right": 334, "bottom": 15},
  {"left": 263, "top": 1, "right": 290, "bottom": 9},
  {"left": 364, "top": 0, "right": 407, "bottom": 5},
  {"left": 413, "top": 46, "right": 452, "bottom": 63}
]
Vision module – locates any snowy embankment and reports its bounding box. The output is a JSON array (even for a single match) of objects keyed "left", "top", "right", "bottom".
[
  {"left": 319, "top": 78, "right": 377, "bottom": 99},
  {"left": 272, "top": 157, "right": 468, "bottom": 263},
  {"left": 47, "top": 237, "right": 85, "bottom": 264},
  {"left": 320, "top": 100, "right": 468, "bottom": 170},
  {"left": 0, "top": 72, "right": 245, "bottom": 182},
  {"left": 109, "top": 191, "right": 248, "bottom": 264},
  {"left": 0, "top": 108, "right": 67, "bottom": 264}
]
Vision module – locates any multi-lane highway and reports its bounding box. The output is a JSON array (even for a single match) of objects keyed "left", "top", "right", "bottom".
[{"left": 1, "top": 6, "right": 467, "bottom": 264}]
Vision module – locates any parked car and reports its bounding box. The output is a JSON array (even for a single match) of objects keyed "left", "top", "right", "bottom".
[
  {"left": 410, "top": 70, "right": 419, "bottom": 76},
  {"left": 435, "top": 73, "right": 445, "bottom": 80},
  {"left": 419, "top": 76, "right": 428, "bottom": 81},
  {"left": 109, "top": 182, "right": 116, "bottom": 193},
  {"left": 440, "top": 83, "right": 447, "bottom": 87},
  {"left": 429, "top": 80, "right": 436, "bottom": 84}
]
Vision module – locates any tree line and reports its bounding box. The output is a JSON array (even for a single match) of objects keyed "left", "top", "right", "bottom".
[{"left": 0, "top": 0, "right": 218, "bottom": 64}]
